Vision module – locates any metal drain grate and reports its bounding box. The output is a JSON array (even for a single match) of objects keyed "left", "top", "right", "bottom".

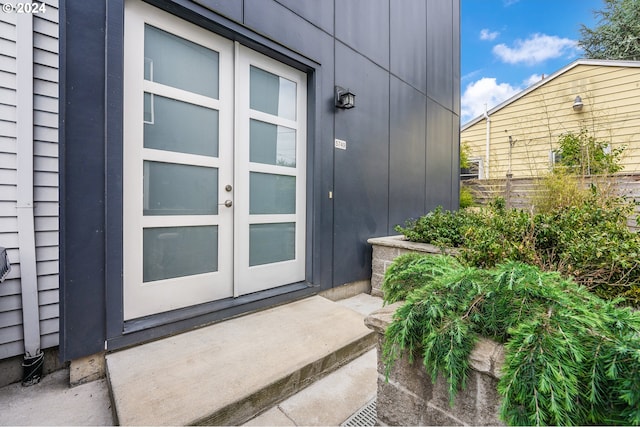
[{"left": 341, "top": 398, "right": 377, "bottom": 427}]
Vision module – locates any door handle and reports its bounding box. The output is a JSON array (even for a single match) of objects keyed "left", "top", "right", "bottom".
[{"left": 219, "top": 200, "right": 232, "bottom": 208}]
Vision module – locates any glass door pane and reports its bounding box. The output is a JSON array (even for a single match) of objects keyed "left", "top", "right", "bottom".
[{"left": 145, "top": 24, "right": 219, "bottom": 98}]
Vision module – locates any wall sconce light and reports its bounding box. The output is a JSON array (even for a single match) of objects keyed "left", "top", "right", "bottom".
[
  {"left": 335, "top": 86, "right": 355, "bottom": 109},
  {"left": 572, "top": 96, "right": 584, "bottom": 112}
]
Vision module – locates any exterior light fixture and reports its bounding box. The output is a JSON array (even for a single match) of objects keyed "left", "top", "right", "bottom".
[
  {"left": 335, "top": 86, "right": 355, "bottom": 109},
  {"left": 572, "top": 96, "right": 583, "bottom": 111}
]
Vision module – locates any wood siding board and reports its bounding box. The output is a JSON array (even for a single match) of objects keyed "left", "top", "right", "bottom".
[
  {"left": 0, "top": 324, "right": 23, "bottom": 344},
  {"left": 0, "top": 310, "right": 22, "bottom": 328},
  {"left": 0, "top": 103, "right": 17, "bottom": 122},
  {"left": 0, "top": 38, "right": 16, "bottom": 58},
  {"left": 0, "top": 70, "right": 16, "bottom": 88},
  {"left": 0, "top": 169, "right": 18, "bottom": 186},
  {"left": 0, "top": 184, "right": 17, "bottom": 201},
  {"left": 38, "top": 1, "right": 59, "bottom": 19},
  {"left": 36, "top": 260, "right": 58, "bottom": 276},
  {"left": 0, "top": 279, "right": 19, "bottom": 298},
  {"left": 0, "top": 11, "right": 17, "bottom": 25},
  {"left": 33, "top": 16, "right": 58, "bottom": 38},
  {"left": 35, "top": 246, "right": 57, "bottom": 261},
  {"left": 34, "top": 171, "right": 57, "bottom": 187},
  {"left": 40, "top": 333, "right": 57, "bottom": 349},
  {"left": 34, "top": 217, "right": 57, "bottom": 232},
  {"left": 33, "top": 32, "right": 57, "bottom": 54},
  {"left": 0, "top": 88, "right": 16, "bottom": 106},
  {"left": 0, "top": 201, "right": 17, "bottom": 217},
  {"left": 33, "top": 202, "right": 57, "bottom": 217},
  {"left": 33, "top": 126, "right": 57, "bottom": 143},
  {"left": 34, "top": 141, "right": 57, "bottom": 158},
  {"left": 34, "top": 230, "right": 57, "bottom": 247},
  {"left": 38, "top": 290, "right": 58, "bottom": 306},
  {"left": 33, "top": 156, "right": 57, "bottom": 172},
  {"left": 0, "top": 137, "right": 17, "bottom": 155},
  {"left": 34, "top": 186, "right": 57, "bottom": 202},
  {"left": 0, "top": 54, "right": 16, "bottom": 74},
  {"left": 38, "top": 303, "right": 58, "bottom": 321},
  {"left": 0, "top": 120, "right": 17, "bottom": 138},
  {"left": 0, "top": 295, "right": 21, "bottom": 314},
  {"left": 38, "top": 317, "right": 57, "bottom": 335},
  {"left": 33, "top": 78, "right": 56, "bottom": 97},
  {"left": 34, "top": 47, "right": 57, "bottom": 68},
  {"left": 0, "top": 340, "right": 24, "bottom": 359},
  {"left": 36, "top": 274, "right": 58, "bottom": 292},
  {"left": 34, "top": 93, "right": 58, "bottom": 112}
]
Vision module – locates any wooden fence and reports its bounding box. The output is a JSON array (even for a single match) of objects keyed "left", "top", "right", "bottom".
[{"left": 463, "top": 173, "right": 640, "bottom": 230}]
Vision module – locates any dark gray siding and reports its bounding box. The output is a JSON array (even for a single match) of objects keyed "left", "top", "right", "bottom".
[{"left": 60, "top": 0, "right": 460, "bottom": 360}]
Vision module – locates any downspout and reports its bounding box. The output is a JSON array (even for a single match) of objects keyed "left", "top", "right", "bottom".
[
  {"left": 484, "top": 104, "right": 490, "bottom": 179},
  {"left": 16, "top": 12, "right": 43, "bottom": 385}
]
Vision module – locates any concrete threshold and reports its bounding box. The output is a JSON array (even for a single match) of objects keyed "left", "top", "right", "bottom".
[{"left": 106, "top": 295, "right": 377, "bottom": 426}]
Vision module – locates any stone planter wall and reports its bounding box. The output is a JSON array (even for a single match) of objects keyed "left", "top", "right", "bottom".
[
  {"left": 365, "top": 303, "right": 505, "bottom": 426},
  {"left": 368, "top": 235, "right": 456, "bottom": 298}
]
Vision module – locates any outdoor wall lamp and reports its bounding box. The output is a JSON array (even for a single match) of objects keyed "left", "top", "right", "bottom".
[
  {"left": 572, "top": 96, "right": 584, "bottom": 112},
  {"left": 335, "top": 86, "right": 355, "bottom": 109}
]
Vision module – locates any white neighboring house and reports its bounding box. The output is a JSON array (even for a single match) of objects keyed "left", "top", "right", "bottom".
[{"left": 0, "top": 0, "right": 59, "bottom": 384}]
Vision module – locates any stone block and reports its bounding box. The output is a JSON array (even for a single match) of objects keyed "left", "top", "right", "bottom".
[
  {"left": 475, "top": 371, "right": 504, "bottom": 425},
  {"left": 377, "top": 344, "right": 433, "bottom": 401},
  {"left": 372, "top": 259, "right": 385, "bottom": 276},
  {"left": 377, "top": 376, "right": 429, "bottom": 426},
  {"left": 373, "top": 246, "right": 399, "bottom": 263},
  {"left": 469, "top": 338, "right": 498, "bottom": 375}
]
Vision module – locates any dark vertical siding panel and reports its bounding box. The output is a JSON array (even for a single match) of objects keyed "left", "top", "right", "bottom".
[
  {"left": 390, "top": 0, "right": 427, "bottom": 93},
  {"left": 389, "top": 77, "right": 427, "bottom": 231},
  {"left": 274, "top": 0, "right": 334, "bottom": 33},
  {"left": 192, "top": 0, "right": 243, "bottom": 22},
  {"left": 427, "top": 0, "right": 453, "bottom": 111},
  {"left": 333, "top": 42, "right": 389, "bottom": 285},
  {"left": 425, "top": 99, "right": 454, "bottom": 211},
  {"left": 59, "top": 0, "right": 107, "bottom": 360},
  {"left": 452, "top": 0, "right": 461, "bottom": 117},
  {"left": 335, "top": 0, "right": 389, "bottom": 69}
]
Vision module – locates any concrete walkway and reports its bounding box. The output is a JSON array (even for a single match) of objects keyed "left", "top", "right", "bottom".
[{"left": 0, "top": 293, "right": 382, "bottom": 426}]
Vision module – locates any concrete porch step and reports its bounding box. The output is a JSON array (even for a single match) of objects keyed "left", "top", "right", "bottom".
[{"left": 106, "top": 295, "right": 379, "bottom": 426}]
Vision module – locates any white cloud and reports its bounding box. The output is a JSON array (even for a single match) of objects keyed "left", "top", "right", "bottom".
[
  {"left": 493, "top": 33, "right": 578, "bottom": 65},
  {"left": 523, "top": 73, "right": 544, "bottom": 87},
  {"left": 480, "top": 29, "right": 499, "bottom": 41},
  {"left": 461, "top": 77, "right": 520, "bottom": 124}
]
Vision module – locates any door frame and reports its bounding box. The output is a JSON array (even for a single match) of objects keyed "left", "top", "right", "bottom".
[
  {"left": 122, "top": 0, "right": 310, "bottom": 322},
  {"left": 97, "top": 0, "right": 325, "bottom": 354}
]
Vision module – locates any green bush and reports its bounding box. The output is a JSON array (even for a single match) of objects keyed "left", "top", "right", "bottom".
[
  {"left": 395, "top": 196, "right": 640, "bottom": 305},
  {"left": 459, "top": 185, "right": 475, "bottom": 208},
  {"left": 382, "top": 257, "right": 640, "bottom": 425}
]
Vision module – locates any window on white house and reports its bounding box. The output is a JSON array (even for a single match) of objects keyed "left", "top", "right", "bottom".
[
  {"left": 550, "top": 150, "right": 562, "bottom": 170},
  {"left": 461, "top": 158, "right": 482, "bottom": 180}
]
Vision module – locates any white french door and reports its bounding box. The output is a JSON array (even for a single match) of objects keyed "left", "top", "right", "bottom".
[{"left": 123, "top": 0, "right": 306, "bottom": 320}]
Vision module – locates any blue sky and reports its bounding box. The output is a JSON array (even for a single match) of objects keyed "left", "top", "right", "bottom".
[{"left": 461, "top": 0, "right": 603, "bottom": 124}]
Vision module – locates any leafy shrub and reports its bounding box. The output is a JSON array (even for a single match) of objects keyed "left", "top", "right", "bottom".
[
  {"left": 382, "top": 258, "right": 640, "bottom": 425},
  {"left": 395, "top": 196, "right": 640, "bottom": 305},
  {"left": 556, "top": 129, "right": 625, "bottom": 175},
  {"left": 532, "top": 171, "right": 590, "bottom": 214},
  {"left": 396, "top": 206, "right": 475, "bottom": 249},
  {"left": 459, "top": 185, "right": 475, "bottom": 208}
]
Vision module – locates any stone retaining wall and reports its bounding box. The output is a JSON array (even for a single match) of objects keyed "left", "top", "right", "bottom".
[
  {"left": 365, "top": 303, "right": 505, "bottom": 426},
  {"left": 368, "top": 236, "right": 456, "bottom": 298}
]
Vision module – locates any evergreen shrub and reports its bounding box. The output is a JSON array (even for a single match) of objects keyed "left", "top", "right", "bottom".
[
  {"left": 382, "top": 256, "right": 640, "bottom": 425},
  {"left": 395, "top": 197, "right": 640, "bottom": 305}
]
